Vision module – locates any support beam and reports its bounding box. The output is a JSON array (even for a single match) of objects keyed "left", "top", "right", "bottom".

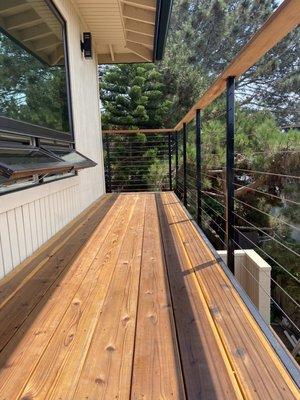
[
  {"left": 126, "top": 31, "right": 154, "bottom": 46},
  {"left": 123, "top": 4, "right": 155, "bottom": 24},
  {"left": 19, "top": 24, "right": 52, "bottom": 42},
  {"left": 122, "top": 0, "right": 156, "bottom": 11},
  {"left": 126, "top": 41, "right": 152, "bottom": 61},
  {"left": 183, "top": 123, "right": 187, "bottom": 207},
  {"left": 226, "top": 76, "right": 235, "bottom": 274},
  {"left": 0, "top": 0, "right": 28, "bottom": 15},
  {"left": 109, "top": 44, "right": 115, "bottom": 62},
  {"left": 98, "top": 53, "right": 145, "bottom": 64},
  {"left": 195, "top": 109, "right": 202, "bottom": 227},
  {"left": 125, "top": 19, "right": 155, "bottom": 36},
  {"left": 49, "top": 45, "right": 64, "bottom": 66},
  {"left": 34, "top": 35, "right": 60, "bottom": 52}
]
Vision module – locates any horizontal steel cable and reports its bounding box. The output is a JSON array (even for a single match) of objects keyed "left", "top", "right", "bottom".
[
  {"left": 234, "top": 168, "right": 300, "bottom": 180},
  {"left": 231, "top": 234, "right": 300, "bottom": 335},
  {"left": 234, "top": 227, "right": 300, "bottom": 285},
  {"left": 234, "top": 197, "right": 299, "bottom": 232},
  {"left": 233, "top": 211, "right": 300, "bottom": 258}
]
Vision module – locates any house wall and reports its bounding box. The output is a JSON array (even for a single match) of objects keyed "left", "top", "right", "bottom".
[{"left": 0, "top": 0, "right": 105, "bottom": 279}]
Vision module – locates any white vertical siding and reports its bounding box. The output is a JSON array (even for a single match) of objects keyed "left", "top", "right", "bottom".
[
  {"left": 0, "top": 183, "right": 81, "bottom": 280},
  {"left": 0, "top": 0, "right": 106, "bottom": 279}
]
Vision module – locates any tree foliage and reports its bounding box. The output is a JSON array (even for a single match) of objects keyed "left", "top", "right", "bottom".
[
  {"left": 100, "top": 64, "right": 172, "bottom": 129},
  {"left": 159, "top": 0, "right": 300, "bottom": 125},
  {"left": 0, "top": 33, "right": 69, "bottom": 132}
]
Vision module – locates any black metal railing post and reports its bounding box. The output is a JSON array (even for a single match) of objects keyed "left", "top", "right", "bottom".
[
  {"left": 195, "top": 109, "right": 201, "bottom": 226},
  {"left": 226, "top": 76, "right": 235, "bottom": 274},
  {"left": 105, "top": 133, "right": 112, "bottom": 193},
  {"left": 168, "top": 132, "right": 172, "bottom": 191},
  {"left": 183, "top": 122, "right": 187, "bottom": 207},
  {"left": 175, "top": 131, "right": 179, "bottom": 195}
]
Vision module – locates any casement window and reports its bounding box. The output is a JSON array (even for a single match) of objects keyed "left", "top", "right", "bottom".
[{"left": 0, "top": 0, "right": 96, "bottom": 194}]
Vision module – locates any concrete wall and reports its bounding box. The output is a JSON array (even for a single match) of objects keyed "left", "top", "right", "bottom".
[
  {"left": 0, "top": 0, "right": 105, "bottom": 279},
  {"left": 218, "top": 250, "right": 271, "bottom": 324}
]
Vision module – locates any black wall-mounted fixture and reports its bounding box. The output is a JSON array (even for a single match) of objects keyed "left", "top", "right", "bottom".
[{"left": 80, "top": 32, "right": 92, "bottom": 58}]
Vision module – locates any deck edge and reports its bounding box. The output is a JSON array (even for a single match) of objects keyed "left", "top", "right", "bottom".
[{"left": 172, "top": 192, "right": 300, "bottom": 388}]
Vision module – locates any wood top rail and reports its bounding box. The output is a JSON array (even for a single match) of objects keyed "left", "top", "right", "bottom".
[
  {"left": 102, "top": 128, "right": 175, "bottom": 135},
  {"left": 174, "top": 0, "right": 300, "bottom": 131}
]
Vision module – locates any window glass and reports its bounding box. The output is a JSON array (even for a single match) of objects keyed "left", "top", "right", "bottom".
[
  {"left": 40, "top": 141, "right": 97, "bottom": 168},
  {"left": 0, "top": 0, "right": 70, "bottom": 133},
  {"left": 0, "top": 132, "right": 31, "bottom": 145},
  {"left": 0, "top": 147, "right": 60, "bottom": 167},
  {"left": 0, "top": 177, "right": 37, "bottom": 194}
]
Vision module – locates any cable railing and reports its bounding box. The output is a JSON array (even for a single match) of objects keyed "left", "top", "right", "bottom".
[
  {"left": 102, "top": 0, "right": 300, "bottom": 367},
  {"left": 104, "top": 131, "right": 174, "bottom": 193}
]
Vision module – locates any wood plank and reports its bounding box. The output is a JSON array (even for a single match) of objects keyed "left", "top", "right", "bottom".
[
  {"left": 122, "top": 0, "right": 156, "bottom": 12},
  {"left": 126, "top": 31, "right": 154, "bottom": 46},
  {"left": 123, "top": 4, "right": 155, "bottom": 25},
  {"left": 0, "top": 195, "right": 115, "bottom": 310},
  {"left": 18, "top": 195, "right": 138, "bottom": 400},
  {"left": 0, "top": 197, "right": 118, "bottom": 351},
  {"left": 156, "top": 192, "right": 243, "bottom": 399},
  {"left": 69, "top": 194, "right": 146, "bottom": 400},
  {"left": 131, "top": 194, "right": 186, "bottom": 399},
  {"left": 124, "top": 19, "right": 155, "bottom": 37},
  {"left": 165, "top": 191, "right": 299, "bottom": 399},
  {"left": 126, "top": 42, "right": 153, "bottom": 61},
  {"left": 0, "top": 195, "right": 124, "bottom": 399},
  {"left": 102, "top": 128, "right": 174, "bottom": 135},
  {"left": 175, "top": 0, "right": 300, "bottom": 130}
]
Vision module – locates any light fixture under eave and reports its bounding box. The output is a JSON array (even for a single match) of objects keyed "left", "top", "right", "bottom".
[{"left": 81, "top": 32, "right": 93, "bottom": 59}]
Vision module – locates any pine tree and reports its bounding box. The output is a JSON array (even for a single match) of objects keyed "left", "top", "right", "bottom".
[
  {"left": 159, "top": 0, "right": 299, "bottom": 125},
  {"left": 100, "top": 63, "right": 172, "bottom": 129}
]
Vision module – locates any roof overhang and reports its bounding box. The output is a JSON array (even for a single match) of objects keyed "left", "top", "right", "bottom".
[{"left": 73, "top": 0, "right": 173, "bottom": 64}]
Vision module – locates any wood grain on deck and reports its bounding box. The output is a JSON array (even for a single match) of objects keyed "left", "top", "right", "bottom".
[{"left": 0, "top": 192, "right": 298, "bottom": 399}]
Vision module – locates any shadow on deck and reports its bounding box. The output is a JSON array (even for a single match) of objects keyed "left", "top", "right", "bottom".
[{"left": 0, "top": 192, "right": 298, "bottom": 399}]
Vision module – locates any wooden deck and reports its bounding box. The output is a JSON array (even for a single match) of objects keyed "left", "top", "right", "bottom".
[{"left": 0, "top": 192, "right": 298, "bottom": 399}]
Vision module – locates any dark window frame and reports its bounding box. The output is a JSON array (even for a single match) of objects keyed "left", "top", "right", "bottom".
[
  {"left": 0, "top": 141, "right": 96, "bottom": 185},
  {"left": 0, "top": 142, "right": 74, "bottom": 182}
]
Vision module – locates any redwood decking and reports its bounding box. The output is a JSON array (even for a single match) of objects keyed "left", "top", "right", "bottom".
[{"left": 0, "top": 192, "right": 298, "bottom": 399}]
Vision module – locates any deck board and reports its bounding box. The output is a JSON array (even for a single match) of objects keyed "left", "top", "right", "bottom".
[
  {"left": 73, "top": 194, "right": 145, "bottom": 399},
  {"left": 19, "top": 194, "right": 135, "bottom": 399},
  {"left": 159, "top": 191, "right": 299, "bottom": 400},
  {"left": 157, "top": 193, "right": 242, "bottom": 399},
  {"left": 131, "top": 194, "right": 186, "bottom": 399},
  {"left": 0, "top": 192, "right": 298, "bottom": 400}
]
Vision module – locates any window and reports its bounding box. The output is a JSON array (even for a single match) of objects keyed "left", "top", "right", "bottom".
[
  {"left": 0, "top": 0, "right": 96, "bottom": 194},
  {"left": 42, "top": 145, "right": 97, "bottom": 170},
  {"left": 0, "top": 143, "right": 73, "bottom": 183}
]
